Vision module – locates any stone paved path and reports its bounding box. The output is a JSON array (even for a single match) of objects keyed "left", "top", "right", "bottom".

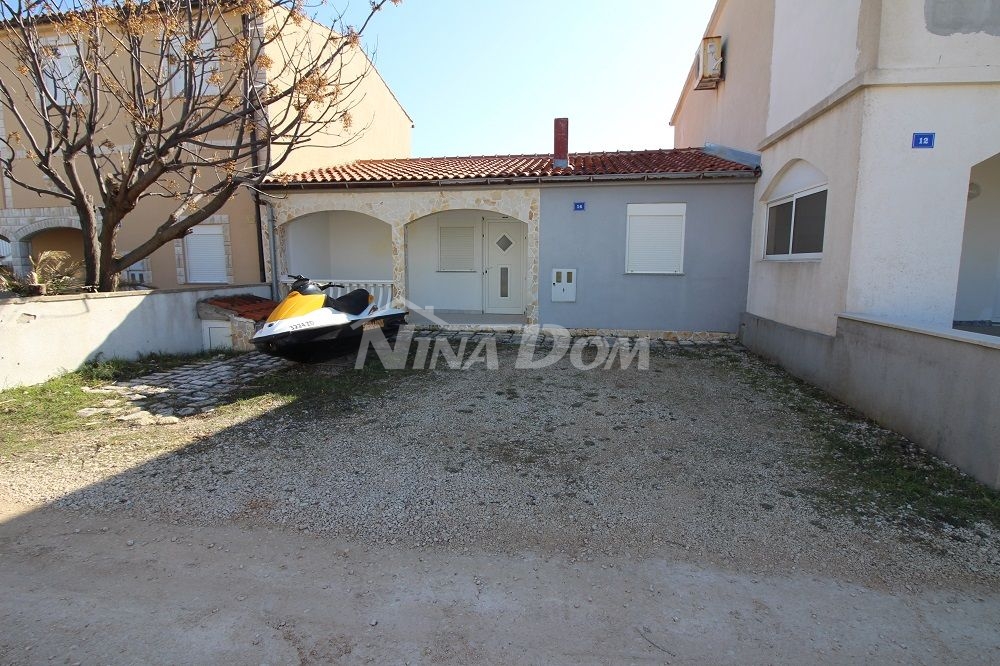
[{"left": 78, "top": 352, "right": 291, "bottom": 425}]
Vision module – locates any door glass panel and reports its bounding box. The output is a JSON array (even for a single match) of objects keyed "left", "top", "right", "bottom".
[
  {"left": 500, "top": 266, "right": 509, "bottom": 298},
  {"left": 496, "top": 234, "right": 513, "bottom": 252}
]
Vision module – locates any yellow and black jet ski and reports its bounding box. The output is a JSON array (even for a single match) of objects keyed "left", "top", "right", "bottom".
[{"left": 253, "top": 275, "right": 407, "bottom": 362}]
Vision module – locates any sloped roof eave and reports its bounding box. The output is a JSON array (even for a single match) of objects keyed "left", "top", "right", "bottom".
[{"left": 261, "top": 168, "right": 758, "bottom": 190}]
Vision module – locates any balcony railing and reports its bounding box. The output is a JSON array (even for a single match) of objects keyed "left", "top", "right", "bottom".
[{"left": 319, "top": 279, "right": 394, "bottom": 309}]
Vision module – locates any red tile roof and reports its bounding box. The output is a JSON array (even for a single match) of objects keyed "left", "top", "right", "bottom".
[
  {"left": 203, "top": 295, "right": 277, "bottom": 322},
  {"left": 266, "top": 148, "right": 755, "bottom": 187}
]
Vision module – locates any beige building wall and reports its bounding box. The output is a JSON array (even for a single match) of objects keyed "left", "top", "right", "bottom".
[
  {"left": 670, "top": 0, "right": 775, "bottom": 152},
  {"left": 0, "top": 7, "right": 411, "bottom": 289},
  {"left": 261, "top": 9, "right": 412, "bottom": 175},
  {"left": 28, "top": 228, "right": 85, "bottom": 264}
]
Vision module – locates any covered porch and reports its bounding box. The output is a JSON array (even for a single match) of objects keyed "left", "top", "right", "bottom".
[{"left": 270, "top": 187, "right": 540, "bottom": 326}]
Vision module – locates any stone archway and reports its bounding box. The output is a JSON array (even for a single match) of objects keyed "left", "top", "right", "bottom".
[
  {"left": 270, "top": 187, "right": 541, "bottom": 322},
  {"left": 280, "top": 210, "right": 393, "bottom": 285},
  {"left": 5, "top": 215, "right": 83, "bottom": 276},
  {"left": 405, "top": 209, "right": 530, "bottom": 316}
]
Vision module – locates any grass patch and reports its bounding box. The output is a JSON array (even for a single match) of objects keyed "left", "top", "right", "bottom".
[
  {"left": 701, "top": 345, "right": 1000, "bottom": 531},
  {"left": 0, "top": 350, "right": 240, "bottom": 457}
]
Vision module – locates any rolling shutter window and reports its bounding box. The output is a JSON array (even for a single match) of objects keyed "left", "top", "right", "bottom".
[
  {"left": 168, "top": 30, "right": 218, "bottom": 96},
  {"left": 439, "top": 225, "right": 476, "bottom": 271},
  {"left": 200, "top": 30, "right": 220, "bottom": 95},
  {"left": 185, "top": 226, "right": 227, "bottom": 283},
  {"left": 42, "top": 41, "right": 79, "bottom": 105},
  {"left": 0, "top": 238, "right": 11, "bottom": 259},
  {"left": 625, "top": 203, "right": 686, "bottom": 274}
]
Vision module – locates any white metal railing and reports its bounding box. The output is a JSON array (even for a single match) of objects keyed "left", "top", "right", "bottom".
[{"left": 320, "top": 279, "right": 394, "bottom": 309}]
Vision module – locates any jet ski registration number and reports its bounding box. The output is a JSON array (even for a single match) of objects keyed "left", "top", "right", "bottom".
[
  {"left": 362, "top": 320, "right": 385, "bottom": 330},
  {"left": 289, "top": 321, "right": 315, "bottom": 331}
]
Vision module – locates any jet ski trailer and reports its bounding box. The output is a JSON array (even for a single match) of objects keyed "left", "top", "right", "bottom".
[{"left": 253, "top": 275, "right": 407, "bottom": 362}]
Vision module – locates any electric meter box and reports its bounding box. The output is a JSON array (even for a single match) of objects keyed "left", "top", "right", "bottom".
[{"left": 551, "top": 268, "right": 576, "bottom": 302}]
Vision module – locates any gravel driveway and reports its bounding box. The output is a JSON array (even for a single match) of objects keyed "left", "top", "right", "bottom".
[{"left": 1, "top": 341, "right": 998, "bottom": 663}]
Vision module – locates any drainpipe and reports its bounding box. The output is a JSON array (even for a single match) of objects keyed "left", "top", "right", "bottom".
[
  {"left": 265, "top": 202, "right": 280, "bottom": 301},
  {"left": 252, "top": 189, "right": 267, "bottom": 284}
]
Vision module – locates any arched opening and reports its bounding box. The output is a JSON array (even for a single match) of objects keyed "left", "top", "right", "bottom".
[
  {"left": 406, "top": 209, "right": 527, "bottom": 320},
  {"left": 954, "top": 151, "right": 1000, "bottom": 336},
  {"left": 284, "top": 210, "right": 392, "bottom": 280},
  {"left": 760, "top": 159, "right": 829, "bottom": 259},
  {"left": 26, "top": 227, "right": 85, "bottom": 266},
  {"left": 282, "top": 210, "right": 394, "bottom": 306}
]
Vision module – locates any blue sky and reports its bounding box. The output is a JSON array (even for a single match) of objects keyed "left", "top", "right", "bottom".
[{"left": 334, "top": 0, "right": 715, "bottom": 157}]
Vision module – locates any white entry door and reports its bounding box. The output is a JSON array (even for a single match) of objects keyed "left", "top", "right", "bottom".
[{"left": 484, "top": 220, "right": 524, "bottom": 314}]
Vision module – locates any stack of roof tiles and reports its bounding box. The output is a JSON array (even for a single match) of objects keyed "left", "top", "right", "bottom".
[{"left": 202, "top": 295, "right": 277, "bottom": 322}]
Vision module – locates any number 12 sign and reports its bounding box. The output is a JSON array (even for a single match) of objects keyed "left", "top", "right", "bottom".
[{"left": 912, "top": 132, "right": 935, "bottom": 149}]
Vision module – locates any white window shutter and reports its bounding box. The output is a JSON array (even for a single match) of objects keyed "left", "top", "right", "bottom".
[
  {"left": 41, "top": 41, "right": 79, "bottom": 105},
  {"left": 200, "top": 30, "right": 219, "bottom": 95},
  {"left": 184, "top": 226, "right": 227, "bottom": 283},
  {"left": 439, "top": 226, "right": 476, "bottom": 271},
  {"left": 626, "top": 203, "right": 686, "bottom": 274}
]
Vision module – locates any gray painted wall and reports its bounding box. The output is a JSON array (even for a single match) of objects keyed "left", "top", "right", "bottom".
[
  {"left": 740, "top": 312, "right": 1000, "bottom": 489},
  {"left": 539, "top": 181, "right": 755, "bottom": 331}
]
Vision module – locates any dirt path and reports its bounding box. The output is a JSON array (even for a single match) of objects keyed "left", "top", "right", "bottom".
[{"left": 2, "top": 503, "right": 997, "bottom": 665}]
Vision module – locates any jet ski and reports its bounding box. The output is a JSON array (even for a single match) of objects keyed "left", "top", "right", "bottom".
[{"left": 253, "top": 275, "right": 407, "bottom": 362}]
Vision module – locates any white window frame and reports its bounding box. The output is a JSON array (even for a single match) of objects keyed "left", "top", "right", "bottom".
[
  {"left": 437, "top": 223, "right": 477, "bottom": 272},
  {"left": 625, "top": 203, "right": 686, "bottom": 275},
  {"left": 764, "top": 184, "right": 827, "bottom": 261},
  {"left": 39, "top": 38, "right": 80, "bottom": 106},
  {"left": 167, "top": 29, "right": 219, "bottom": 98}
]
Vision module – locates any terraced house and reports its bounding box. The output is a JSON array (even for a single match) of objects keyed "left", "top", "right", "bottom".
[
  {"left": 0, "top": 0, "right": 411, "bottom": 288},
  {"left": 260, "top": 138, "right": 759, "bottom": 334}
]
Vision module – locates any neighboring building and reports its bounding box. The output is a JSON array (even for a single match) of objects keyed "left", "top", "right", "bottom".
[
  {"left": 672, "top": 0, "right": 1000, "bottom": 487},
  {"left": 0, "top": 5, "right": 412, "bottom": 289},
  {"left": 260, "top": 143, "right": 757, "bottom": 334}
]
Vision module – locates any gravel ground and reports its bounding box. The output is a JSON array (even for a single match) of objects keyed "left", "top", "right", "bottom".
[
  {"left": 2, "top": 343, "right": 997, "bottom": 590},
  {"left": 2, "top": 342, "right": 1000, "bottom": 663}
]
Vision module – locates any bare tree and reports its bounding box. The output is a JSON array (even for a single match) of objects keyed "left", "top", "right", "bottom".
[{"left": 0, "top": 0, "right": 396, "bottom": 290}]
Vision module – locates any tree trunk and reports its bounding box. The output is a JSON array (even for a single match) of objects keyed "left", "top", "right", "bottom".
[
  {"left": 96, "top": 207, "right": 121, "bottom": 292},
  {"left": 97, "top": 264, "right": 120, "bottom": 292},
  {"left": 78, "top": 205, "right": 101, "bottom": 288}
]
